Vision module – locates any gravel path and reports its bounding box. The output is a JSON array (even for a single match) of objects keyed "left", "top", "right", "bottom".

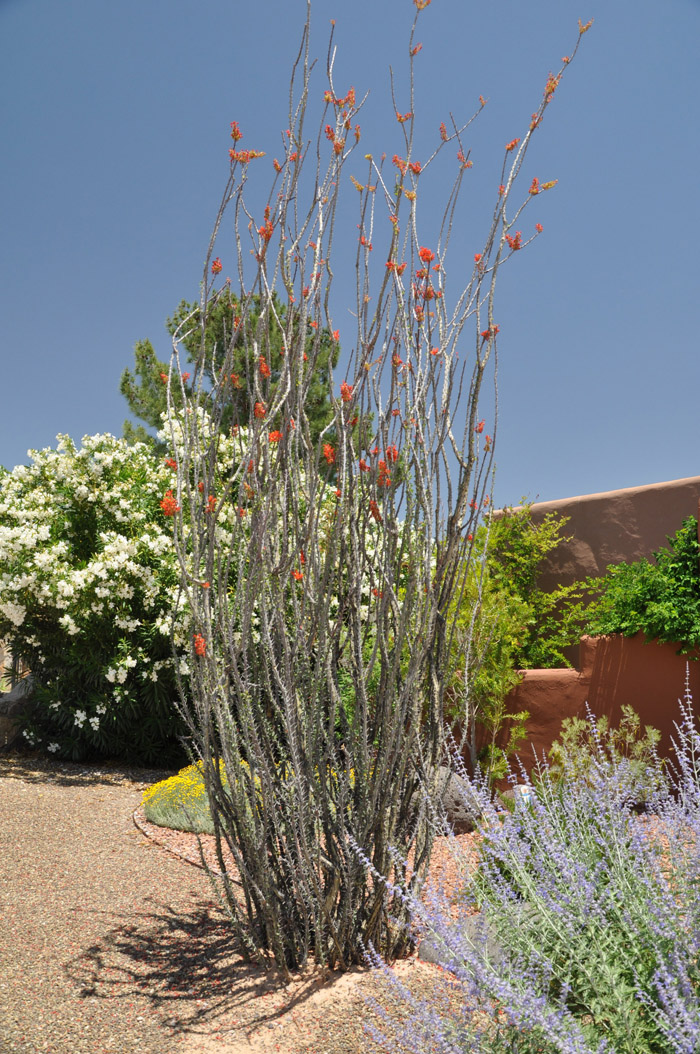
[
  {"left": 0, "top": 753, "right": 474, "bottom": 1054},
  {"left": 1, "top": 754, "right": 235, "bottom": 1053}
]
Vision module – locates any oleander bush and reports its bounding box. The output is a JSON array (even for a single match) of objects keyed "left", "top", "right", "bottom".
[
  {"left": 354, "top": 677, "right": 700, "bottom": 1054},
  {"left": 0, "top": 433, "right": 192, "bottom": 765}
]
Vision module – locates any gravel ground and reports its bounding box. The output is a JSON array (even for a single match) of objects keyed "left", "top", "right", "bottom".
[
  {"left": 1, "top": 752, "right": 229, "bottom": 1053},
  {"left": 0, "top": 751, "right": 476, "bottom": 1054}
]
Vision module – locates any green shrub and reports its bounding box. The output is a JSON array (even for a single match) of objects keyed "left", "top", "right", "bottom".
[
  {"left": 585, "top": 515, "right": 700, "bottom": 655},
  {"left": 542, "top": 704, "right": 669, "bottom": 805},
  {"left": 444, "top": 502, "right": 591, "bottom": 783},
  {"left": 484, "top": 501, "right": 592, "bottom": 670}
]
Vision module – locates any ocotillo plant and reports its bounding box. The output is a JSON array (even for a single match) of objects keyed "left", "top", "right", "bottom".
[{"left": 161, "top": 1, "right": 587, "bottom": 978}]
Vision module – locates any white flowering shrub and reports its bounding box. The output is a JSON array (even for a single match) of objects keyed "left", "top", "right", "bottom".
[
  {"left": 0, "top": 433, "right": 192, "bottom": 764},
  {"left": 0, "top": 421, "right": 394, "bottom": 766}
]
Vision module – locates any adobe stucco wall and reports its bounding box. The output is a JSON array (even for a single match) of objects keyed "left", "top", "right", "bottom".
[
  {"left": 484, "top": 476, "right": 700, "bottom": 776},
  {"left": 525, "top": 475, "right": 700, "bottom": 592},
  {"left": 501, "top": 633, "right": 700, "bottom": 777}
]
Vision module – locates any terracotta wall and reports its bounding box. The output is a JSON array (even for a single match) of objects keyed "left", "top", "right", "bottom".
[
  {"left": 475, "top": 478, "right": 700, "bottom": 777},
  {"left": 499, "top": 633, "right": 700, "bottom": 777},
  {"left": 524, "top": 476, "right": 700, "bottom": 593}
]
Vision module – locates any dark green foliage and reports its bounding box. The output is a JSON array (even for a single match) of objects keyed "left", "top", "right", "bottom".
[
  {"left": 120, "top": 292, "right": 339, "bottom": 452},
  {"left": 585, "top": 515, "right": 700, "bottom": 655}
]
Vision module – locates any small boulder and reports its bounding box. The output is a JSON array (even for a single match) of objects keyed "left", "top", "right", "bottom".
[
  {"left": 417, "top": 911, "right": 505, "bottom": 970},
  {"left": 412, "top": 765, "right": 482, "bottom": 834},
  {"left": 0, "top": 676, "right": 36, "bottom": 750}
]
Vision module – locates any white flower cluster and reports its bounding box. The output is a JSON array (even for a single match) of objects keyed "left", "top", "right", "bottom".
[
  {"left": 0, "top": 432, "right": 193, "bottom": 751},
  {"left": 0, "top": 601, "right": 26, "bottom": 627},
  {"left": 0, "top": 413, "right": 416, "bottom": 756}
]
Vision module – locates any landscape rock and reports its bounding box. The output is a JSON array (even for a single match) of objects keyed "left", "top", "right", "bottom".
[
  {"left": 417, "top": 911, "right": 505, "bottom": 970},
  {"left": 412, "top": 765, "right": 482, "bottom": 834},
  {"left": 0, "top": 675, "right": 36, "bottom": 750},
  {"left": 417, "top": 902, "right": 541, "bottom": 973}
]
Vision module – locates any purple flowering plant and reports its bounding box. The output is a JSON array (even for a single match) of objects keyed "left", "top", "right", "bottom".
[{"left": 349, "top": 672, "right": 700, "bottom": 1053}]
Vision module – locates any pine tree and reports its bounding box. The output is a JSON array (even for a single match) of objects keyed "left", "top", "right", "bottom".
[{"left": 120, "top": 290, "right": 339, "bottom": 453}]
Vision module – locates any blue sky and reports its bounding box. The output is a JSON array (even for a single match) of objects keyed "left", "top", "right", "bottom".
[{"left": 2, "top": 0, "right": 699, "bottom": 509}]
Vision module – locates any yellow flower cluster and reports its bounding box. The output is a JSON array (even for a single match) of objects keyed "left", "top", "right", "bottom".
[{"left": 142, "top": 755, "right": 379, "bottom": 831}]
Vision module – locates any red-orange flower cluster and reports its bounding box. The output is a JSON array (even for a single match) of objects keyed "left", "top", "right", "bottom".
[
  {"left": 369, "top": 499, "right": 382, "bottom": 523},
  {"left": 377, "top": 460, "right": 391, "bottom": 487},
  {"left": 259, "top": 356, "right": 271, "bottom": 378},
  {"left": 529, "top": 177, "right": 540, "bottom": 196},
  {"left": 193, "top": 633, "right": 206, "bottom": 656},
  {"left": 505, "top": 231, "right": 522, "bottom": 251},
  {"left": 544, "top": 73, "right": 560, "bottom": 100},
  {"left": 211, "top": 257, "right": 222, "bottom": 274},
  {"left": 324, "top": 86, "right": 356, "bottom": 108},
  {"left": 164, "top": 457, "right": 176, "bottom": 470},
  {"left": 254, "top": 402, "right": 266, "bottom": 419},
  {"left": 269, "top": 430, "right": 283, "bottom": 443},
  {"left": 505, "top": 138, "right": 520, "bottom": 152},
  {"left": 258, "top": 205, "right": 273, "bottom": 245},
  {"left": 291, "top": 569, "right": 303, "bottom": 581},
  {"left": 340, "top": 382, "right": 353, "bottom": 403},
  {"left": 160, "top": 490, "right": 180, "bottom": 516},
  {"left": 418, "top": 246, "right": 435, "bottom": 263},
  {"left": 230, "top": 121, "right": 243, "bottom": 142},
  {"left": 385, "top": 445, "right": 399, "bottom": 463},
  {"left": 229, "top": 149, "right": 265, "bottom": 163},
  {"left": 396, "top": 111, "right": 413, "bottom": 124},
  {"left": 323, "top": 443, "right": 336, "bottom": 465}
]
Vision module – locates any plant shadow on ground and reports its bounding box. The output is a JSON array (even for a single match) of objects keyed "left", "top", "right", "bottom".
[
  {"left": 0, "top": 747, "right": 180, "bottom": 789},
  {"left": 59, "top": 891, "right": 418, "bottom": 1050}
]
